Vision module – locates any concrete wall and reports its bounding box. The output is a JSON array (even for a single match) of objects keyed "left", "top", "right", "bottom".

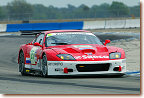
[
  {"left": 0, "top": 18, "right": 140, "bottom": 32},
  {"left": 0, "top": 24, "right": 7, "bottom": 32},
  {"left": 83, "top": 19, "right": 140, "bottom": 30}
]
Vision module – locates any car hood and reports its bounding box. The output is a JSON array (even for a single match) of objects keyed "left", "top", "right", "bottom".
[{"left": 47, "top": 44, "right": 122, "bottom": 61}]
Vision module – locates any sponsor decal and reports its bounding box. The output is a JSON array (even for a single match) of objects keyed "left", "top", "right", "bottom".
[
  {"left": 48, "top": 63, "right": 63, "bottom": 66},
  {"left": 26, "top": 70, "right": 30, "bottom": 73},
  {"left": 46, "top": 33, "right": 94, "bottom": 37},
  {"left": 30, "top": 47, "right": 38, "bottom": 64},
  {"left": 84, "top": 52, "right": 93, "bottom": 55},
  {"left": 26, "top": 58, "right": 31, "bottom": 63},
  {"left": 47, "top": 33, "right": 55, "bottom": 37},
  {"left": 79, "top": 48, "right": 93, "bottom": 50},
  {"left": 55, "top": 68, "right": 63, "bottom": 71},
  {"left": 73, "top": 45, "right": 92, "bottom": 48},
  {"left": 75, "top": 55, "right": 109, "bottom": 59}
]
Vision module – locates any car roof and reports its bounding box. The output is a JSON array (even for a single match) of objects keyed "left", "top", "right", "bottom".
[{"left": 42, "top": 30, "right": 90, "bottom": 35}]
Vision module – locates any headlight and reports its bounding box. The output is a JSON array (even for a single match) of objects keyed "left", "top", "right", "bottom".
[
  {"left": 57, "top": 54, "right": 76, "bottom": 60},
  {"left": 109, "top": 52, "right": 121, "bottom": 59}
]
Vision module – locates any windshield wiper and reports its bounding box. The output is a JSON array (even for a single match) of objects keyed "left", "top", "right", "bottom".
[{"left": 51, "top": 42, "right": 70, "bottom": 45}]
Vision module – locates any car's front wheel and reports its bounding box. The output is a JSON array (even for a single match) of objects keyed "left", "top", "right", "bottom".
[
  {"left": 42, "top": 54, "right": 48, "bottom": 77},
  {"left": 19, "top": 51, "right": 27, "bottom": 76}
]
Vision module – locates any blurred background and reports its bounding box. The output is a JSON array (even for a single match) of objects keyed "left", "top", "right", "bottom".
[{"left": 0, "top": 0, "right": 140, "bottom": 22}]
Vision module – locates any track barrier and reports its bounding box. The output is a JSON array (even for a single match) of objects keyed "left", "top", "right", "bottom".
[
  {"left": 6, "top": 21, "right": 83, "bottom": 32},
  {"left": 0, "top": 24, "right": 7, "bottom": 32},
  {"left": 83, "top": 21, "right": 105, "bottom": 29},
  {"left": 105, "top": 20, "right": 126, "bottom": 29},
  {"left": 60, "top": 21, "right": 83, "bottom": 30},
  {"left": 125, "top": 19, "right": 140, "bottom": 28},
  {"left": 1, "top": 19, "right": 140, "bottom": 32}
]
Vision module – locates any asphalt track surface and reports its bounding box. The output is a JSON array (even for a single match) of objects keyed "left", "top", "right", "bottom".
[{"left": 0, "top": 35, "right": 140, "bottom": 94}]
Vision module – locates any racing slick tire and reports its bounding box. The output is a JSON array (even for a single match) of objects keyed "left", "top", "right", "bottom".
[
  {"left": 42, "top": 54, "right": 48, "bottom": 78},
  {"left": 19, "top": 51, "right": 28, "bottom": 76}
]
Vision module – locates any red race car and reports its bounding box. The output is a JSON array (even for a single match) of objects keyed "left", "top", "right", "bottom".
[{"left": 18, "top": 30, "right": 126, "bottom": 77}]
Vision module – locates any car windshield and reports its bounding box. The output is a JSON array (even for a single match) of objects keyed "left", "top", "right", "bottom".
[{"left": 46, "top": 32, "right": 103, "bottom": 47}]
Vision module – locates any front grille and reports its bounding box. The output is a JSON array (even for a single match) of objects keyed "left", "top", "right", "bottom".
[{"left": 76, "top": 63, "right": 110, "bottom": 72}]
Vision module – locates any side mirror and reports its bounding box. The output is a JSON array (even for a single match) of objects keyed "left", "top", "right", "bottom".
[
  {"left": 34, "top": 42, "right": 42, "bottom": 47},
  {"left": 104, "top": 40, "right": 111, "bottom": 46}
]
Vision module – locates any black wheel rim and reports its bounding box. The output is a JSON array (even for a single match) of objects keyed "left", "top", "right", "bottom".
[
  {"left": 19, "top": 52, "right": 25, "bottom": 73},
  {"left": 42, "top": 55, "right": 47, "bottom": 76}
]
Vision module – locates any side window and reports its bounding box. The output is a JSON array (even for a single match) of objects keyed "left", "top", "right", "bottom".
[{"left": 35, "top": 34, "right": 45, "bottom": 45}]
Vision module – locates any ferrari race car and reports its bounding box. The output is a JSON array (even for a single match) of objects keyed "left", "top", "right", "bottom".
[{"left": 18, "top": 30, "right": 126, "bottom": 77}]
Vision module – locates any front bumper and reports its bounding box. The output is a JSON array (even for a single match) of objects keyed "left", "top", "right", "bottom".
[{"left": 47, "top": 59, "right": 126, "bottom": 76}]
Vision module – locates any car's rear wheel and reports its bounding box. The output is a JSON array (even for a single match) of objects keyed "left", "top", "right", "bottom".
[
  {"left": 42, "top": 54, "right": 48, "bottom": 77},
  {"left": 19, "top": 51, "right": 28, "bottom": 76}
]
